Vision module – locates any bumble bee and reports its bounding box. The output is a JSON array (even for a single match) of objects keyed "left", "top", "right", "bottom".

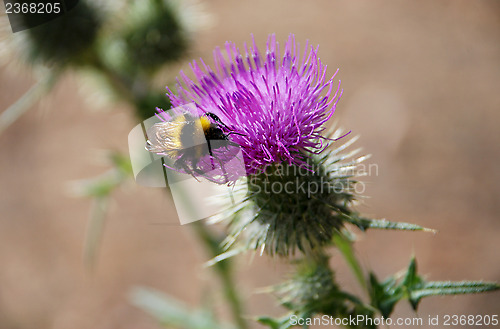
[{"left": 145, "top": 112, "right": 243, "bottom": 182}]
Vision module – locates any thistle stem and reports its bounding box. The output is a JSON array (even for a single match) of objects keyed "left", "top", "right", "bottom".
[
  {"left": 170, "top": 183, "right": 247, "bottom": 329},
  {"left": 0, "top": 69, "right": 61, "bottom": 135},
  {"left": 192, "top": 221, "right": 248, "bottom": 329},
  {"left": 333, "top": 234, "right": 368, "bottom": 294}
]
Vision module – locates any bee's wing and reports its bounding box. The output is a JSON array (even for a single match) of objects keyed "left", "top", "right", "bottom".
[{"left": 145, "top": 122, "right": 184, "bottom": 156}]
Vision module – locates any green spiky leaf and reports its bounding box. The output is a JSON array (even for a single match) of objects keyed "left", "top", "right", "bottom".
[
  {"left": 342, "top": 214, "right": 435, "bottom": 233},
  {"left": 409, "top": 281, "right": 500, "bottom": 310},
  {"left": 402, "top": 257, "right": 423, "bottom": 288},
  {"left": 370, "top": 257, "right": 500, "bottom": 315},
  {"left": 129, "top": 287, "right": 232, "bottom": 329},
  {"left": 369, "top": 273, "right": 403, "bottom": 318},
  {"left": 257, "top": 315, "right": 294, "bottom": 329}
]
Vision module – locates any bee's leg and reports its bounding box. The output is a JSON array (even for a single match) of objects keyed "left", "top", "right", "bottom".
[
  {"left": 222, "top": 141, "right": 240, "bottom": 152},
  {"left": 226, "top": 141, "right": 240, "bottom": 147},
  {"left": 215, "top": 156, "right": 235, "bottom": 202},
  {"left": 175, "top": 155, "right": 201, "bottom": 182},
  {"left": 189, "top": 155, "right": 218, "bottom": 182},
  {"left": 218, "top": 155, "right": 230, "bottom": 183},
  {"left": 206, "top": 140, "right": 216, "bottom": 170}
]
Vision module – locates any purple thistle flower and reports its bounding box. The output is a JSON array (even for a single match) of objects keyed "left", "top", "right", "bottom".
[{"left": 167, "top": 34, "right": 343, "bottom": 174}]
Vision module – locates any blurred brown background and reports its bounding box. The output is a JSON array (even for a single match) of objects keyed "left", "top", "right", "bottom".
[{"left": 1, "top": 0, "right": 499, "bottom": 328}]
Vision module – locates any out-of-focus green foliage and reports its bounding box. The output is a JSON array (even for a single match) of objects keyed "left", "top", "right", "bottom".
[
  {"left": 130, "top": 287, "right": 234, "bottom": 329},
  {"left": 122, "top": 0, "right": 189, "bottom": 71},
  {"left": 22, "top": 1, "right": 102, "bottom": 66}
]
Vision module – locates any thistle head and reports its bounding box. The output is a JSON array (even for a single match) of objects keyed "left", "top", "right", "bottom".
[
  {"left": 168, "top": 34, "right": 342, "bottom": 175},
  {"left": 166, "top": 34, "right": 366, "bottom": 257}
]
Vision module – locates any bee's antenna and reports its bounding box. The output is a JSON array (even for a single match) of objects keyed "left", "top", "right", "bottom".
[{"left": 226, "top": 131, "right": 246, "bottom": 137}]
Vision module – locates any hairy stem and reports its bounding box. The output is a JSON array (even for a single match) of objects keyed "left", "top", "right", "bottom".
[{"left": 192, "top": 221, "right": 248, "bottom": 329}]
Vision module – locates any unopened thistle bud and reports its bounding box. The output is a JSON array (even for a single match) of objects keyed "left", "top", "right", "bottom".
[
  {"left": 121, "top": 0, "right": 191, "bottom": 70},
  {"left": 275, "top": 256, "right": 347, "bottom": 315},
  {"left": 20, "top": 0, "right": 102, "bottom": 66}
]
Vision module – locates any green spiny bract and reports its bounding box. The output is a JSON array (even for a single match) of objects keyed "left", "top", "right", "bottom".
[{"left": 222, "top": 132, "right": 367, "bottom": 257}]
